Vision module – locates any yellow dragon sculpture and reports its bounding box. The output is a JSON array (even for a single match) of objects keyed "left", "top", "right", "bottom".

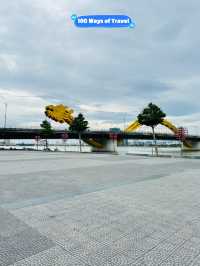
[
  {"left": 45, "top": 104, "right": 103, "bottom": 148},
  {"left": 45, "top": 104, "right": 192, "bottom": 148}
]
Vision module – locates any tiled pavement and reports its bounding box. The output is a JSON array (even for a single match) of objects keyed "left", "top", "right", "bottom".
[{"left": 1, "top": 151, "right": 200, "bottom": 265}]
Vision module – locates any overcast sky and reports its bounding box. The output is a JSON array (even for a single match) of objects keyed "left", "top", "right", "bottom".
[{"left": 0, "top": 0, "right": 200, "bottom": 133}]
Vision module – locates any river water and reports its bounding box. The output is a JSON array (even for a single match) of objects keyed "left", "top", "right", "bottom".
[{"left": 1, "top": 145, "right": 200, "bottom": 158}]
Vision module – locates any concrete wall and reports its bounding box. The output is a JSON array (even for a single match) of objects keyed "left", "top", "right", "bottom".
[
  {"left": 182, "top": 141, "right": 200, "bottom": 151},
  {"left": 91, "top": 139, "right": 117, "bottom": 153}
]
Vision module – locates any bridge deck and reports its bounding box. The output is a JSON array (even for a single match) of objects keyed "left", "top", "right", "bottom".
[{"left": 0, "top": 128, "right": 199, "bottom": 141}]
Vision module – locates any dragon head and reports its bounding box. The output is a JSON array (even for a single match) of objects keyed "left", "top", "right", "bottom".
[{"left": 45, "top": 104, "right": 74, "bottom": 125}]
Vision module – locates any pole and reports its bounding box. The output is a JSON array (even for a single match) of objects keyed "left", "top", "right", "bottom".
[
  {"left": 3, "top": 103, "right": 8, "bottom": 146},
  {"left": 123, "top": 113, "right": 127, "bottom": 131},
  {"left": 4, "top": 103, "right": 7, "bottom": 128},
  {"left": 79, "top": 133, "right": 82, "bottom": 152},
  {"left": 152, "top": 126, "right": 158, "bottom": 156}
]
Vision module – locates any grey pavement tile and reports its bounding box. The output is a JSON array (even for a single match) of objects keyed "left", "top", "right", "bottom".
[
  {"left": 87, "top": 225, "right": 126, "bottom": 244},
  {"left": 85, "top": 245, "right": 141, "bottom": 266},
  {"left": 55, "top": 237, "right": 80, "bottom": 252},
  {"left": 9, "top": 227, "right": 54, "bottom": 251},
  {"left": 149, "top": 229, "right": 177, "bottom": 244},
  {"left": 166, "top": 227, "right": 193, "bottom": 246},
  {"left": 130, "top": 236, "right": 160, "bottom": 252},
  {"left": 11, "top": 246, "right": 88, "bottom": 266},
  {"left": 104, "top": 253, "right": 139, "bottom": 266},
  {"left": 190, "top": 255, "right": 200, "bottom": 266},
  {"left": 0, "top": 227, "right": 54, "bottom": 265},
  {"left": 122, "top": 227, "right": 155, "bottom": 242},
  {"left": 187, "top": 220, "right": 200, "bottom": 239},
  {"left": 0, "top": 208, "right": 28, "bottom": 238},
  {"left": 113, "top": 235, "right": 161, "bottom": 257},
  {"left": 1, "top": 152, "right": 200, "bottom": 265},
  {"left": 82, "top": 246, "right": 118, "bottom": 266},
  {"left": 0, "top": 239, "right": 24, "bottom": 266},
  {"left": 115, "top": 213, "right": 150, "bottom": 231},
  {"left": 161, "top": 237, "right": 200, "bottom": 265},
  {"left": 141, "top": 241, "right": 177, "bottom": 266},
  {"left": 72, "top": 215, "right": 112, "bottom": 229},
  {"left": 161, "top": 248, "right": 198, "bottom": 266},
  {"left": 37, "top": 223, "right": 92, "bottom": 246},
  {"left": 63, "top": 239, "right": 105, "bottom": 262},
  {"left": 1, "top": 154, "right": 194, "bottom": 208},
  {"left": 52, "top": 229, "right": 104, "bottom": 252}
]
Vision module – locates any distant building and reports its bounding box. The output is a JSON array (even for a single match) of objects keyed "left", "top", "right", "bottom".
[{"left": 109, "top": 128, "right": 121, "bottom": 133}]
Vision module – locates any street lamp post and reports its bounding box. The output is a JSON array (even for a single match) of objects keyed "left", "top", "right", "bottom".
[
  {"left": 4, "top": 103, "right": 7, "bottom": 128},
  {"left": 109, "top": 133, "right": 118, "bottom": 152},
  {"left": 123, "top": 113, "right": 127, "bottom": 131},
  {"left": 62, "top": 132, "right": 68, "bottom": 152},
  {"left": 2, "top": 103, "right": 8, "bottom": 146}
]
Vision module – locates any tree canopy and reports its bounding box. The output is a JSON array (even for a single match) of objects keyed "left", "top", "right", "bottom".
[
  {"left": 40, "top": 120, "right": 53, "bottom": 137},
  {"left": 137, "top": 103, "right": 166, "bottom": 128},
  {"left": 69, "top": 113, "right": 89, "bottom": 133}
]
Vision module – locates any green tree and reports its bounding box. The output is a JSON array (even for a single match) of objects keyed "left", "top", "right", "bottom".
[
  {"left": 40, "top": 120, "right": 53, "bottom": 150},
  {"left": 69, "top": 113, "right": 89, "bottom": 152},
  {"left": 137, "top": 103, "right": 166, "bottom": 156}
]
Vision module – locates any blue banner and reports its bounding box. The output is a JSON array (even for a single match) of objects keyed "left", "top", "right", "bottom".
[{"left": 71, "top": 15, "right": 135, "bottom": 29}]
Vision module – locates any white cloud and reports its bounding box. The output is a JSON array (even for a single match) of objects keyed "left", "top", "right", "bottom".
[
  {"left": 0, "top": 88, "right": 49, "bottom": 128},
  {"left": 79, "top": 103, "right": 137, "bottom": 114},
  {"left": 0, "top": 54, "right": 17, "bottom": 72}
]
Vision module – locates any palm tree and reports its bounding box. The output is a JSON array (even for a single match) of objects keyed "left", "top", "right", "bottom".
[
  {"left": 69, "top": 113, "right": 89, "bottom": 152},
  {"left": 137, "top": 103, "right": 166, "bottom": 156}
]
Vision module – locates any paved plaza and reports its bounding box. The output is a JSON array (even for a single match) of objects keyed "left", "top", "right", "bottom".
[{"left": 1, "top": 151, "right": 200, "bottom": 265}]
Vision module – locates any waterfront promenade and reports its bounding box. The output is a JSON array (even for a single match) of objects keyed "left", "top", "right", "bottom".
[{"left": 1, "top": 151, "right": 200, "bottom": 265}]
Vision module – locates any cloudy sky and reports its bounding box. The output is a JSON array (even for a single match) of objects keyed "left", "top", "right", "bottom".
[{"left": 0, "top": 0, "right": 200, "bottom": 133}]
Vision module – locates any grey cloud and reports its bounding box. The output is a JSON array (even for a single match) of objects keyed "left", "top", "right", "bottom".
[
  {"left": 161, "top": 101, "right": 200, "bottom": 117},
  {"left": 154, "top": 21, "right": 185, "bottom": 42},
  {"left": 85, "top": 111, "right": 133, "bottom": 123}
]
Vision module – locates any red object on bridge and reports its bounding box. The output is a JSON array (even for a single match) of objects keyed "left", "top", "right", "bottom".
[
  {"left": 109, "top": 133, "right": 118, "bottom": 140},
  {"left": 175, "top": 127, "right": 188, "bottom": 141},
  {"left": 62, "top": 132, "right": 69, "bottom": 142},
  {"left": 35, "top": 135, "right": 41, "bottom": 141}
]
